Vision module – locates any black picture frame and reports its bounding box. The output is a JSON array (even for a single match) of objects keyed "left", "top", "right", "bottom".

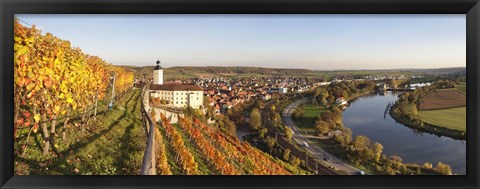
[{"left": 1, "top": 0, "right": 479, "bottom": 188}]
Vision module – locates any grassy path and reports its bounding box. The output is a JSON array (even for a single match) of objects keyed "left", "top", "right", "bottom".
[{"left": 15, "top": 89, "right": 145, "bottom": 175}]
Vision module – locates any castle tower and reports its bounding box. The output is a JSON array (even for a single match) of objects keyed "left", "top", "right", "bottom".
[{"left": 153, "top": 60, "right": 163, "bottom": 85}]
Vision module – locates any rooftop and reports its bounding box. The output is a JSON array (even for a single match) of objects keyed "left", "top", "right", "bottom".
[{"left": 150, "top": 84, "right": 203, "bottom": 91}]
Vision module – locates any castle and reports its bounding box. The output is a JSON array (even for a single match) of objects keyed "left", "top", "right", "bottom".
[{"left": 149, "top": 60, "right": 204, "bottom": 109}]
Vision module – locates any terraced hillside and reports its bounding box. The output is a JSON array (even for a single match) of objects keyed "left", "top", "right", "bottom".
[{"left": 153, "top": 114, "right": 310, "bottom": 175}]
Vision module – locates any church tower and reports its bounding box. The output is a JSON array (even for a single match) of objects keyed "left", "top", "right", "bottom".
[{"left": 153, "top": 60, "right": 163, "bottom": 85}]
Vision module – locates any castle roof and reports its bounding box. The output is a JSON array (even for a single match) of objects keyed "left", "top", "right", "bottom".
[
  {"left": 150, "top": 84, "right": 203, "bottom": 91},
  {"left": 154, "top": 60, "right": 162, "bottom": 70}
]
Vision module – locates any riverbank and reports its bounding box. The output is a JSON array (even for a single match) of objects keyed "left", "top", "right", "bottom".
[
  {"left": 389, "top": 104, "right": 466, "bottom": 140},
  {"left": 314, "top": 137, "right": 446, "bottom": 175},
  {"left": 346, "top": 90, "right": 375, "bottom": 102},
  {"left": 283, "top": 97, "right": 450, "bottom": 175}
]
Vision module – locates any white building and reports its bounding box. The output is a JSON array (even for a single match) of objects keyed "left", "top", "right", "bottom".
[
  {"left": 335, "top": 97, "right": 348, "bottom": 105},
  {"left": 149, "top": 60, "right": 204, "bottom": 109},
  {"left": 153, "top": 60, "right": 164, "bottom": 85},
  {"left": 268, "top": 87, "right": 288, "bottom": 94}
]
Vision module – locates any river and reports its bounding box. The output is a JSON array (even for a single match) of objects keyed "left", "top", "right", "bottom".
[{"left": 342, "top": 91, "right": 466, "bottom": 175}]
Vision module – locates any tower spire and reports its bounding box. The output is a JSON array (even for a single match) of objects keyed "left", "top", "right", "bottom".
[
  {"left": 154, "top": 59, "right": 162, "bottom": 70},
  {"left": 153, "top": 59, "right": 163, "bottom": 85}
]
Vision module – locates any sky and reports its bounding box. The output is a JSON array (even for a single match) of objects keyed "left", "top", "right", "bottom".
[{"left": 16, "top": 14, "right": 466, "bottom": 70}]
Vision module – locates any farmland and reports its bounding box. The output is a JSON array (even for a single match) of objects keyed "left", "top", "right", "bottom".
[
  {"left": 418, "top": 107, "right": 466, "bottom": 132},
  {"left": 418, "top": 89, "right": 466, "bottom": 110},
  {"left": 456, "top": 82, "right": 466, "bottom": 93},
  {"left": 416, "top": 88, "right": 466, "bottom": 131}
]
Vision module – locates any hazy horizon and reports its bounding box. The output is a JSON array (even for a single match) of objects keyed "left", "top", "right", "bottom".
[
  {"left": 124, "top": 65, "right": 466, "bottom": 71},
  {"left": 16, "top": 14, "right": 466, "bottom": 70}
]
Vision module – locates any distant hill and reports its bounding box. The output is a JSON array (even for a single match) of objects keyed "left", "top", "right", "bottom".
[
  {"left": 121, "top": 66, "right": 314, "bottom": 79},
  {"left": 121, "top": 65, "right": 466, "bottom": 79},
  {"left": 399, "top": 67, "right": 466, "bottom": 75}
]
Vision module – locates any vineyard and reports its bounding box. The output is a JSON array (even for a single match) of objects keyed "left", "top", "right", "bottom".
[
  {"left": 13, "top": 19, "right": 309, "bottom": 175},
  {"left": 14, "top": 19, "right": 136, "bottom": 174},
  {"left": 150, "top": 113, "right": 310, "bottom": 175}
]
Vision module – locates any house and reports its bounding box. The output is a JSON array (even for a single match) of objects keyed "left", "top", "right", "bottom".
[
  {"left": 268, "top": 87, "right": 288, "bottom": 94},
  {"left": 261, "top": 94, "right": 272, "bottom": 101},
  {"left": 336, "top": 97, "right": 347, "bottom": 105},
  {"left": 378, "top": 83, "right": 387, "bottom": 91}
]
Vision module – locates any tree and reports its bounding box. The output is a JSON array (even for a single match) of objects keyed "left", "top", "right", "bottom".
[
  {"left": 292, "top": 106, "right": 304, "bottom": 121},
  {"left": 331, "top": 107, "right": 343, "bottom": 127},
  {"left": 270, "top": 105, "right": 276, "bottom": 112},
  {"left": 410, "top": 105, "right": 418, "bottom": 117},
  {"left": 321, "top": 111, "right": 334, "bottom": 122},
  {"left": 353, "top": 135, "right": 372, "bottom": 162},
  {"left": 264, "top": 136, "right": 276, "bottom": 154},
  {"left": 353, "top": 135, "right": 371, "bottom": 151},
  {"left": 283, "top": 149, "right": 291, "bottom": 161},
  {"left": 315, "top": 120, "right": 329, "bottom": 136},
  {"left": 285, "top": 127, "right": 293, "bottom": 141},
  {"left": 408, "top": 93, "right": 417, "bottom": 104},
  {"left": 290, "top": 157, "right": 301, "bottom": 167},
  {"left": 270, "top": 111, "right": 282, "bottom": 127},
  {"left": 399, "top": 165, "right": 409, "bottom": 175},
  {"left": 327, "top": 95, "right": 335, "bottom": 104},
  {"left": 229, "top": 105, "right": 244, "bottom": 126},
  {"left": 373, "top": 142, "right": 383, "bottom": 162},
  {"left": 423, "top": 162, "right": 433, "bottom": 169},
  {"left": 253, "top": 99, "right": 265, "bottom": 109},
  {"left": 258, "top": 128, "right": 268, "bottom": 139},
  {"left": 391, "top": 79, "right": 401, "bottom": 90},
  {"left": 390, "top": 155, "right": 403, "bottom": 169},
  {"left": 249, "top": 108, "right": 262, "bottom": 130},
  {"left": 436, "top": 162, "right": 452, "bottom": 175},
  {"left": 385, "top": 166, "right": 396, "bottom": 175},
  {"left": 336, "top": 128, "right": 352, "bottom": 147}
]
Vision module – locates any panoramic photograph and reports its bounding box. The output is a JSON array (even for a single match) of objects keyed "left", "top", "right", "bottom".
[{"left": 13, "top": 14, "right": 466, "bottom": 175}]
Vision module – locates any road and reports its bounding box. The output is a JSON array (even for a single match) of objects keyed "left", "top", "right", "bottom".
[
  {"left": 282, "top": 98, "right": 365, "bottom": 175},
  {"left": 261, "top": 101, "right": 341, "bottom": 175}
]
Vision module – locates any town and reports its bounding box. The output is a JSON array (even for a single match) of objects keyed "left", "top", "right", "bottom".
[{"left": 137, "top": 62, "right": 453, "bottom": 116}]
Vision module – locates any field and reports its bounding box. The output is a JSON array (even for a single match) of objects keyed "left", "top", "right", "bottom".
[
  {"left": 295, "top": 104, "right": 329, "bottom": 133},
  {"left": 456, "top": 82, "right": 466, "bottom": 93},
  {"left": 418, "top": 89, "right": 466, "bottom": 110},
  {"left": 418, "top": 107, "right": 466, "bottom": 132}
]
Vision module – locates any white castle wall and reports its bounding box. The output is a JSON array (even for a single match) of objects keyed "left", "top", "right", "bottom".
[{"left": 150, "top": 107, "right": 184, "bottom": 124}]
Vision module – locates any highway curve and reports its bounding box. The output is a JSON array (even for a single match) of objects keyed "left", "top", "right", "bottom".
[{"left": 261, "top": 101, "right": 342, "bottom": 175}]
